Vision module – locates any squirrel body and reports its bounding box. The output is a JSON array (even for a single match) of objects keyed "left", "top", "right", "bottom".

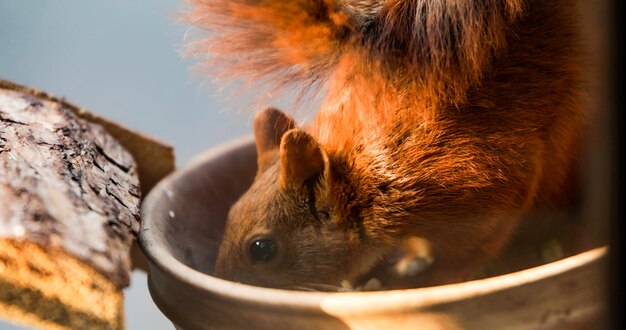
[{"left": 188, "top": 0, "right": 587, "bottom": 289}]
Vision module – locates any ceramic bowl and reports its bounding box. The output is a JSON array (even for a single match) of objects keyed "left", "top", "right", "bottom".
[{"left": 139, "top": 136, "right": 607, "bottom": 330}]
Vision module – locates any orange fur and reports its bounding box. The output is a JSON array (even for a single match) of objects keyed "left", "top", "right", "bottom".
[{"left": 188, "top": 0, "right": 588, "bottom": 289}]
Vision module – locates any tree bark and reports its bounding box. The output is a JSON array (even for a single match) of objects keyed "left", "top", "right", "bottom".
[{"left": 0, "top": 81, "right": 144, "bottom": 329}]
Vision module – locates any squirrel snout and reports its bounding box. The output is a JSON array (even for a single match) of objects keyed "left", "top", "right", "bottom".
[
  {"left": 213, "top": 253, "right": 234, "bottom": 279},
  {"left": 213, "top": 255, "right": 257, "bottom": 285}
]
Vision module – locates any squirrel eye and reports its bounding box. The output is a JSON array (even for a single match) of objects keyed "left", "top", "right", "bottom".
[{"left": 249, "top": 239, "right": 277, "bottom": 263}]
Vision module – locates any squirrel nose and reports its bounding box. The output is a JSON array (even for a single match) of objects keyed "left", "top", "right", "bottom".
[
  {"left": 213, "top": 256, "right": 233, "bottom": 279},
  {"left": 213, "top": 255, "right": 251, "bottom": 284}
]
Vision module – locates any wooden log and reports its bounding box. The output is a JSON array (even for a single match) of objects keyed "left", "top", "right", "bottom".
[{"left": 0, "top": 82, "right": 143, "bottom": 329}]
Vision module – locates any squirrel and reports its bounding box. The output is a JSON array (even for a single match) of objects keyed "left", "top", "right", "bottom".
[{"left": 186, "top": 0, "right": 587, "bottom": 290}]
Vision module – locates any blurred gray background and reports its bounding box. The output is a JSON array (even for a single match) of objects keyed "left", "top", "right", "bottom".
[{"left": 0, "top": 1, "right": 269, "bottom": 329}]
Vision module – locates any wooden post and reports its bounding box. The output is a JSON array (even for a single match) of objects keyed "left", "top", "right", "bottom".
[{"left": 0, "top": 81, "right": 169, "bottom": 329}]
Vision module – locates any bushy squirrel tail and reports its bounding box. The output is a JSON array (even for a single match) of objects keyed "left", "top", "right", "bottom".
[
  {"left": 185, "top": 0, "right": 349, "bottom": 95},
  {"left": 185, "top": 0, "right": 523, "bottom": 102}
]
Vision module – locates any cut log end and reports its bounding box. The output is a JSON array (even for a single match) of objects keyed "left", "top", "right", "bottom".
[{"left": 0, "top": 239, "right": 124, "bottom": 330}]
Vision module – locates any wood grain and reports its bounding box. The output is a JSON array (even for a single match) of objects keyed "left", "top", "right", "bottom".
[{"left": 0, "top": 82, "right": 143, "bottom": 329}]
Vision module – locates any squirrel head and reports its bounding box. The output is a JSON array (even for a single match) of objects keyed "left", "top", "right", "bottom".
[{"left": 214, "top": 108, "right": 379, "bottom": 290}]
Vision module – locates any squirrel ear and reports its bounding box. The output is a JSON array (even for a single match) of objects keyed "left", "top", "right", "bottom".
[
  {"left": 279, "top": 129, "right": 328, "bottom": 190},
  {"left": 253, "top": 107, "right": 296, "bottom": 172}
]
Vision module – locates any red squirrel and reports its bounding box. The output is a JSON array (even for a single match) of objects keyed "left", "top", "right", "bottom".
[{"left": 186, "top": 0, "right": 587, "bottom": 290}]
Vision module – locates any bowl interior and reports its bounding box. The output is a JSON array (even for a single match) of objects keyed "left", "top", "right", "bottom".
[{"left": 145, "top": 137, "right": 257, "bottom": 276}]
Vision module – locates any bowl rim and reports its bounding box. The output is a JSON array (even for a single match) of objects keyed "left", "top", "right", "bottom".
[{"left": 139, "top": 135, "right": 608, "bottom": 315}]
